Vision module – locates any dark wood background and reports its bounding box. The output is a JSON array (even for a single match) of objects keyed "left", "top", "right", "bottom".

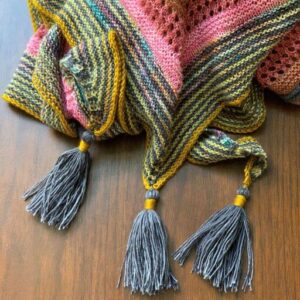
[{"left": 0, "top": 1, "right": 299, "bottom": 300}]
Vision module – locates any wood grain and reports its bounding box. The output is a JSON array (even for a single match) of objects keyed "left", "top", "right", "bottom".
[{"left": 0, "top": 2, "right": 299, "bottom": 300}]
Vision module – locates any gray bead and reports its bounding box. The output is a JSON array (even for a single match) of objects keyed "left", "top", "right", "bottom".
[
  {"left": 236, "top": 187, "right": 250, "bottom": 198},
  {"left": 81, "top": 131, "right": 95, "bottom": 144},
  {"left": 145, "top": 189, "right": 160, "bottom": 200}
]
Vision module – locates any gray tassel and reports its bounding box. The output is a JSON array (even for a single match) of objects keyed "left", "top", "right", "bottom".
[
  {"left": 119, "top": 189, "right": 178, "bottom": 295},
  {"left": 173, "top": 187, "right": 253, "bottom": 293},
  {"left": 24, "top": 131, "right": 94, "bottom": 230}
]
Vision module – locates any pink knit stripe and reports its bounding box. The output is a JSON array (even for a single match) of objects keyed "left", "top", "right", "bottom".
[
  {"left": 26, "top": 25, "right": 48, "bottom": 56},
  {"left": 182, "top": 0, "right": 286, "bottom": 66},
  {"left": 120, "top": 0, "right": 182, "bottom": 92},
  {"left": 62, "top": 78, "right": 88, "bottom": 127}
]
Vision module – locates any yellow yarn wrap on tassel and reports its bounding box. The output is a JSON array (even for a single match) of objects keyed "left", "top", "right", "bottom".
[
  {"left": 144, "top": 198, "right": 157, "bottom": 210},
  {"left": 78, "top": 139, "right": 91, "bottom": 152},
  {"left": 233, "top": 195, "right": 247, "bottom": 207}
]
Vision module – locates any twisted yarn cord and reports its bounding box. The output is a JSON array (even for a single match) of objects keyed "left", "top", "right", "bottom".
[{"left": 243, "top": 156, "right": 256, "bottom": 188}]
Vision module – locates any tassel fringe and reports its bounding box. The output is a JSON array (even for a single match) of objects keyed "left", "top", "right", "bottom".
[
  {"left": 119, "top": 190, "right": 178, "bottom": 295},
  {"left": 173, "top": 203, "right": 253, "bottom": 292},
  {"left": 24, "top": 131, "right": 94, "bottom": 230},
  {"left": 174, "top": 157, "right": 257, "bottom": 292}
]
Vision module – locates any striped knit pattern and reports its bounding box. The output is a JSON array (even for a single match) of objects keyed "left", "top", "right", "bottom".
[
  {"left": 3, "top": 52, "right": 43, "bottom": 121},
  {"left": 145, "top": 0, "right": 300, "bottom": 189},
  {"left": 2, "top": 0, "right": 300, "bottom": 190},
  {"left": 257, "top": 21, "right": 300, "bottom": 103},
  {"left": 39, "top": 0, "right": 182, "bottom": 182},
  {"left": 189, "top": 128, "right": 267, "bottom": 182},
  {"left": 33, "top": 25, "right": 76, "bottom": 137},
  {"left": 60, "top": 30, "right": 126, "bottom": 136},
  {"left": 213, "top": 82, "right": 266, "bottom": 134}
]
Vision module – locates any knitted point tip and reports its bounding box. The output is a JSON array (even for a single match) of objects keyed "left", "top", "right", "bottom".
[
  {"left": 173, "top": 188, "right": 253, "bottom": 293},
  {"left": 23, "top": 131, "right": 94, "bottom": 230},
  {"left": 119, "top": 189, "right": 178, "bottom": 295}
]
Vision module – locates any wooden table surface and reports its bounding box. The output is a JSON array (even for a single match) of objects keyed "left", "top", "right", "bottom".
[{"left": 0, "top": 2, "right": 299, "bottom": 300}]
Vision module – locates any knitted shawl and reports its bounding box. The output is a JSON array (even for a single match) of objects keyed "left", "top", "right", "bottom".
[{"left": 2, "top": 0, "right": 300, "bottom": 295}]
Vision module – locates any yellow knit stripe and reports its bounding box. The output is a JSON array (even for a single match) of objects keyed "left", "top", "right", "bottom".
[
  {"left": 226, "top": 87, "right": 250, "bottom": 107},
  {"left": 188, "top": 11, "right": 297, "bottom": 85},
  {"left": 143, "top": 103, "right": 225, "bottom": 190},
  {"left": 30, "top": 0, "right": 124, "bottom": 138},
  {"left": 6, "top": 75, "right": 41, "bottom": 103},
  {"left": 27, "top": 0, "right": 39, "bottom": 31},
  {"left": 32, "top": 73, "right": 76, "bottom": 137},
  {"left": 31, "top": 0, "right": 76, "bottom": 47},
  {"left": 237, "top": 136, "right": 257, "bottom": 143},
  {"left": 188, "top": 140, "right": 235, "bottom": 164},
  {"left": 108, "top": 3, "right": 175, "bottom": 114},
  {"left": 30, "top": 1, "right": 133, "bottom": 139},
  {"left": 144, "top": 81, "right": 257, "bottom": 189},
  {"left": 85, "top": 34, "right": 112, "bottom": 130},
  {"left": 71, "top": 0, "right": 105, "bottom": 40},
  {"left": 32, "top": 0, "right": 172, "bottom": 156},
  {"left": 215, "top": 107, "right": 266, "bottom": 134},
  {"left": 126, "top": 73, "right": 168, "bottom": 155},
  {"left": 142, "top": 25, "right": 269, "bottom": 180},
  {"left": 185, "top": 42, "right": 265, "bottom": 113},
  {"left": 2, "top": 94, "right": 41, "bottom": 121},
  {"left": 93, "top": 31, "right": 121, "bottom": 137},
  {"left": 213, "top": 83, "right": 266, "bottom": 133},
  {"left": 93, "top": 34, "right": 113, "bottom": 130},
  {"left": 180, "top": 37, "right": 282, "bottom": 133},
  {"left": 187, "top": 134, "right": 259, "bottom": 166},
  {"left": 144, "top": 85, "right": 251, "bottom": 183},
  {"left": 168, "top": 80, "right": 250, "bottom": 152}
]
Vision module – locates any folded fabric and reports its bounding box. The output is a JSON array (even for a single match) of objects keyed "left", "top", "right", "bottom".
[{"left": 2, "top": 0, "right": 300, "bottom": 295}]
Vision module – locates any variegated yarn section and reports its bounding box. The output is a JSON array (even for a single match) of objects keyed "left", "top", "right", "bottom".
[{"left": 189, "top": 128, "right": 267, "bottom": 182}]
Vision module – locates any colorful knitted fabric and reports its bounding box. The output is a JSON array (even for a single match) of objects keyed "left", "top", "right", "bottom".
[
  {"left": 257, "top": 21, "right": 300, "bottom": 104},
  {"left": 2, "top": 0, "right": 300, "bottom": 295}
]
